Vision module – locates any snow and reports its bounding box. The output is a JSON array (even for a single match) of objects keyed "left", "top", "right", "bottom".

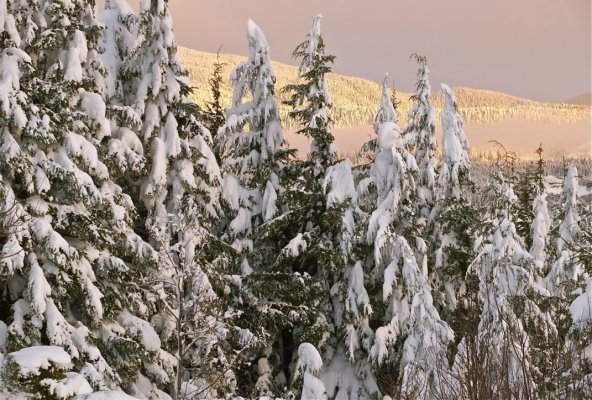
[
  {"left": 26, "top": 255, "right": 51, "bottom": 328},
  {"left": 80, "top": 92, "right": 111, "bottom": 140},
  {"left": 286, "top": 233, "right": 307, "bottom": 257},
  {"left": 320, "top": 349, "right": 379, "bottom": 400},
  {"left": 247, "top": 19, "right": 270, "bottom": 62},
  {"left": 570, "top": 280, "right": 592, "bottom": 325},
  {"left": 65, "top": 132, "right": 109, "bottom": 179},
  {"left": 41, "top": 372, "right": 93, "bottom": 399},
  {"left": 8, "top": 346, "right": 72, "bottom": 376},
  {"left": 76, "top": 390, "right": 139, "bottom": 400},
  {"left": 262, "top": 181, "right": 278, "bottom": 222},
  {"left": 323, "top": 159, "right": 356, "bottom": 206},
  {"left": 117, "top": 312, "right": 161, "bottom": 352},
  {"left": 230, "top": 208, "right": 253, "bottom": 235},
  {"left": 64, "top": 30, "right": 89, "bottom": 82},
  {"left": 296, "top": 343, "right": 326, "bottom": 400},
  {"left": 297, "top": 343, "right": 323, "bottom": 374}
]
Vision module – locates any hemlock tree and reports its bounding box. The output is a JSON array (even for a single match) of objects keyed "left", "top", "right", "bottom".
[
  {"left": 453, "top": 183, "right": 556, "bottom": 399},
  {"left": 0, "top": 1, "right": 169, "bottom": 398},
  {"left": 405, "top": 54, "right": 437, "bottom": 222},
  {"left": 547, "top": 163, "right": 582, "bottom": 298},
  {"left": 282, "top": 13, "right": 336, "bottom": 178},
  {"left": 118, "top": 1, "right": 236, "bottom": 397},
  {"left": 217, "top": 19, "right": 289, "bottom": 268},
  {"left": 359, "top": 82, "right": 452, "bottom": 399},
  {"left": 216, "top": 19, "right": 308, "bottom": 396},
  {"left": 432, "top": 84, "right": 476, "bottom": 314}
]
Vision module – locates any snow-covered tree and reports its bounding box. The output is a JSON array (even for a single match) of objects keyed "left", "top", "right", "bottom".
[
  {"left": 431, "top": 84, "right": 476, "bottom": 314},
  {"left": 282, "top": 13, "right": 335, "bottom": 177},
  {"left": 217, "top": 19, "right": 289, "bottom": 266},
  {"left": 530, "top": 193, "right": 551, "bottom": 264},
  {"left": 405, "top": 54, "right": 437, "bottom": 221},
  {"left": 546, "top": 163, "right": 582, "bottom": 298},
  {"left": 438, "top": 84, "right": 470, "bottom": 201},
  {"left": 557, "top": 163, "right": 580, "bottom": 252},
  {"left": 356, "top": 80, "right": 452, "bottom": 399},
  {"left": 455, "top": 183, "right": 555, "bottom": 399},
  {"left": 115, "top": 1, "right": 237, "bottom": 397},
  {"left": 0, "top": 1, "right": 172, "bottom": 397}
]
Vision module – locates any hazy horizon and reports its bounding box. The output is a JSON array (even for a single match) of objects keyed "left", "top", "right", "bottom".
[{"left": 98, "top": 0, "right": 591, "bottom": 103}]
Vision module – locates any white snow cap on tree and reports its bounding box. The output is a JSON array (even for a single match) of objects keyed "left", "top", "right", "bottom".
[
  {"left": 439, "top": 83, "right": 470, "bottom": 200},
  {"left": 373, "top": 74, "right": 397, "bottom": 134},
  {"left": 530, "top": 193, "right": 551, "bottom": 263},
  {"left": 295, "top": 342, "right": 327, "bottom": 400},
  {"left": 558, "top": 163, "right": 580, "bottom": 251}
]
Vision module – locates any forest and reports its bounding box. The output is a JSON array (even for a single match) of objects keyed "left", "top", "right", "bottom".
[{"left": 0, "top": 1, "right": 590, "bottom": 399}]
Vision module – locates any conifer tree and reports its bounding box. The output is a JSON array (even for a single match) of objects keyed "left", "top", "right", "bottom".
[
  {"left": 217, "top": 19, "right": 290, "bottom": 265},
  {"left": 432, "top": 84, "right": 476, "bottom": 314},
  {"left": 0, "top": 1, "right": 168, "bottom": 397},
  {"left": 200, "top": 49, "right": 226, "bottom": 163},
  {"left": 214, "top": 20, "right": 317, "bottom": 396},
  {"left": 453, "top": 182, "right": 555, "bottom": 399},
  {"left": 116, "top": 1, "right": 236, "bottom": 397},
  {"left": 282, "top": 13, "right": 336, "bottom": 178},
  {"left": 547, "top": 163, "right": 582, "bottom": 298},
  {"left": 358, "top": 78, "right": 452, "bottom": 399},
  {"left": 405, "top": 54, "right": 437, "bottom": 222}
]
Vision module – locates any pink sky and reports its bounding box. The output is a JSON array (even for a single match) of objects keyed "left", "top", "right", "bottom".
[{"left": 102, "top": 0, "right": 592, "bottom": 102}]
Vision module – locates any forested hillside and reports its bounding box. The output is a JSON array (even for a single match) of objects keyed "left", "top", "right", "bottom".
[
  {"left": 0, "top": 1, "right": 590, "bottom": 399},
  {"left": 178, "top": 47, "right": 591, "bottom": 129}
]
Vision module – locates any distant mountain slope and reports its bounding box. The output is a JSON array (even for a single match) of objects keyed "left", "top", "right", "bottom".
[
  {"left": 178, "top": 47, "right": 590, "bottom": 128},
  {"left": 565, "top": 92, "right": 591, "bottom": 105}
]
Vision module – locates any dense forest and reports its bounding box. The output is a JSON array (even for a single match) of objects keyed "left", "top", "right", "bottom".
[{"left": 0, "top": 1, "right": 590, "bottom": 399}]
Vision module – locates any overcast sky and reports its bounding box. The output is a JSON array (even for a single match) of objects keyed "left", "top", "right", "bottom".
[{"left": 107, "top": 0, "right": 591, "bottom": 102}]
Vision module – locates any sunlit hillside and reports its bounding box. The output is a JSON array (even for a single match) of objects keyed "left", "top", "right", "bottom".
[{"left": 178, "top": 47, "right": 591, "bottom": 129}]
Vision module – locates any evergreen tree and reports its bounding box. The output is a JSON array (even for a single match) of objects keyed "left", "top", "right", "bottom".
[
  {"left": 547, "top": 163, "right": 582, "bottom": 298},
  {"left": 405, "top": 54, "right": 437, "bottom": 222},
  {"left": 214, "top": 20, "right": 315, "bottom": 397},
  {"left": 116, "top": 1, "right": 236, "bottom": 397},
  {"left": 282, "top": 13, "right": 336, "bottom": 178},
  {"left": 359, "top": 79, "right": 452, "bottom": 399},
  {"left": 0, "top": 1, "right": 167, "bottom": 397},
  {"left": 453, "top": 183, "right": 555, "bottom": 399},
  {"left": 431, "top": 83, "right": 476, "bottom": 314},
  {"left": 530, "top": 192, "right": 551, "bottom": 264},
  {"left": 217, "top": 19, "right": 290, "bottom": 264},
  {"left": 200, "top": 49, "right": 226, "bottom": 163}
]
